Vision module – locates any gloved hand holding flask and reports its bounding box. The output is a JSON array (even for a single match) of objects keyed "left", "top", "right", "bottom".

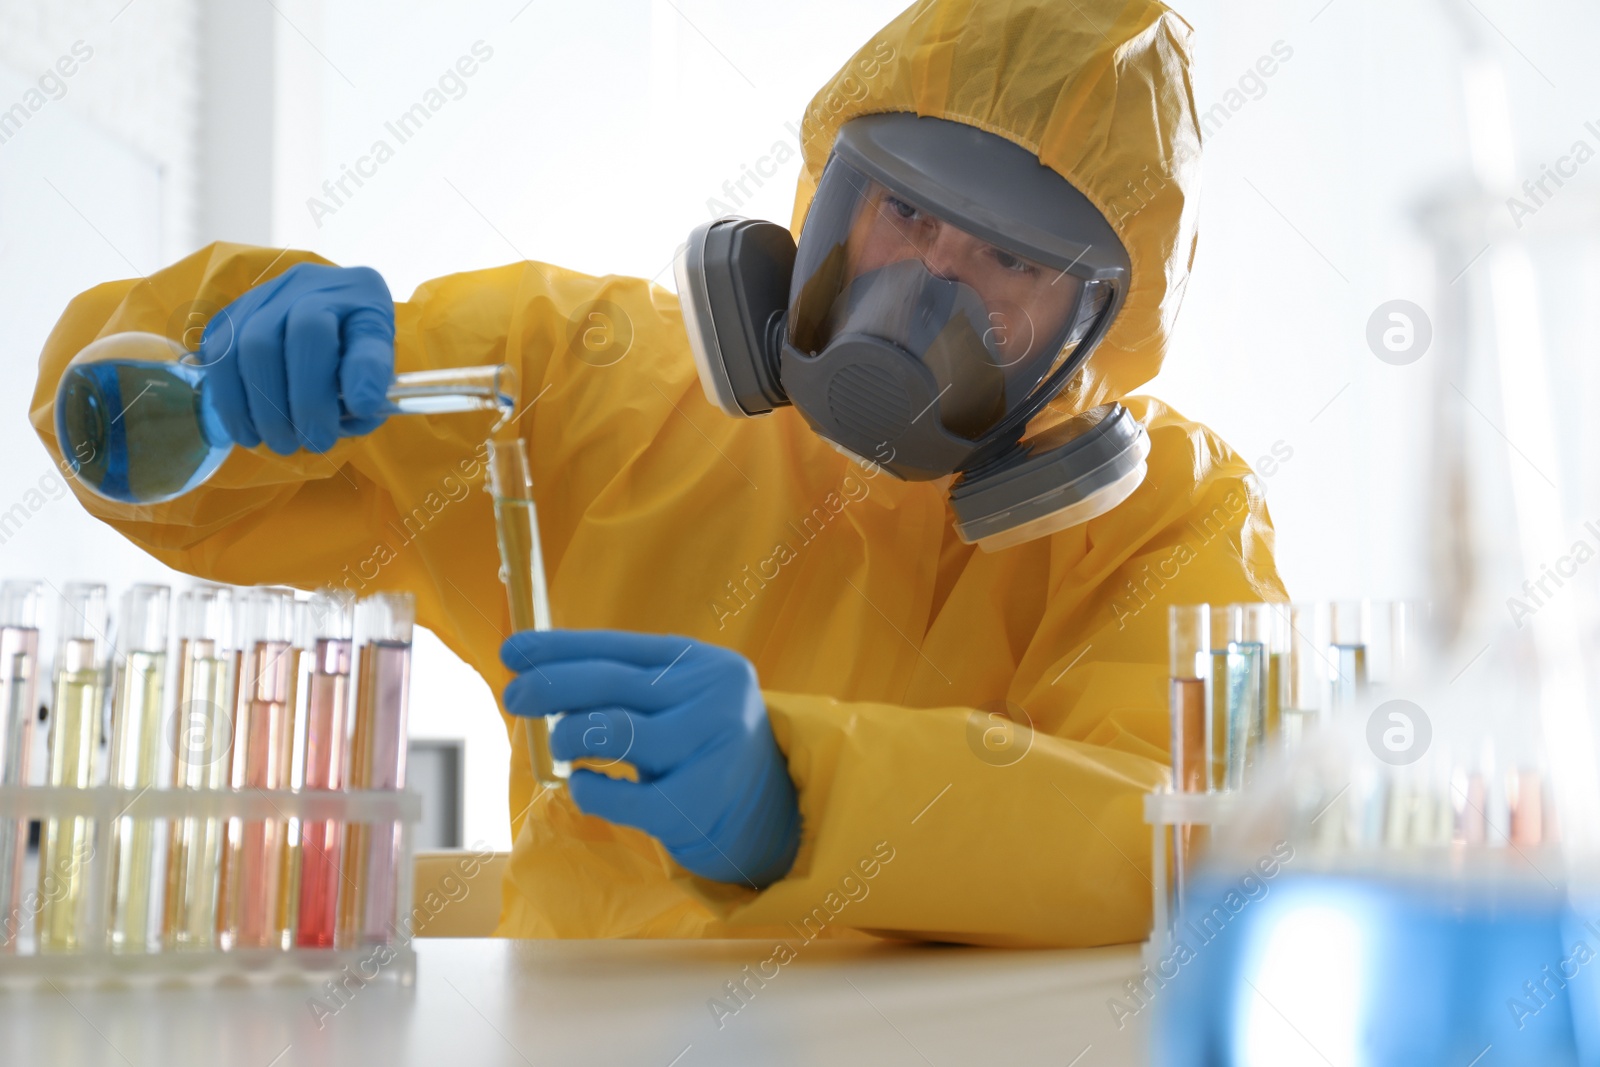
[{"left": 54, "top": 262, "right": 512, "bottom": 505}]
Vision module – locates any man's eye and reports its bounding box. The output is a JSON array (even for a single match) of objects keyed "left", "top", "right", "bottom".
[
  {"left": 887, "top": 196, "right": 921, "bottom": 220},
  {"left": 991, "top": 248, "right": 1037, "bottom": 275}
]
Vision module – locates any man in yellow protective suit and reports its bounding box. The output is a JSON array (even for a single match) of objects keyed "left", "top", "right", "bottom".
[{"left": 30, "top": 0, "right": 1284, "bottom": 947}]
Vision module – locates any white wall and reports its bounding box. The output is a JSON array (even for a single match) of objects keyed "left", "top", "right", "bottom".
[
  {"left": 1159, "top": 0, "right": 1600, "bottom": 607},
  {"left": 0, "top": 1, "right": 198, "bottom": 590}
]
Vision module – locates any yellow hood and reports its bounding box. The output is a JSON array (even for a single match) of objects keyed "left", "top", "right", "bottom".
[{"left": 789, "top": 0, "right": 1201, "bottom": 413}]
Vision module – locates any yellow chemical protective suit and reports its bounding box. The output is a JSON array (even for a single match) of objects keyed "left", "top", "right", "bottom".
[{"left": 30, "top": 0, "right": 1284, "bottom": 947}]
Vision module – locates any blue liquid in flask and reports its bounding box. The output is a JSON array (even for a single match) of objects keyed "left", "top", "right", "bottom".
[
  {"left": 55, "top": 334, "right": 229, "bottom": 505},
  {"left": 1155, "top": 871, "right": 1596, "bottom": 1066},
  {"left": 56, "top": 330, "right": 516, "bottom": 505}
]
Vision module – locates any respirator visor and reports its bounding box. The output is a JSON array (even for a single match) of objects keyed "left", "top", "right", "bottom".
[{"left": 787, "top": 159, "right": 1113, "bottom": 443}]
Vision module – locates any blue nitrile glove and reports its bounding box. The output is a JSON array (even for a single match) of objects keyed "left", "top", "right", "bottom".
[
  {"left": 500, "top": 630, "right": 801, "bottom": 888},
  {"left": 198, "top": 262, "right": 395, "bottom": 455}
]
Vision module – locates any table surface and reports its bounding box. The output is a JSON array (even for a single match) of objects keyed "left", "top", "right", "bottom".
[{"left": 0, "top": 938, "right": 1150, "bottom": 1066}]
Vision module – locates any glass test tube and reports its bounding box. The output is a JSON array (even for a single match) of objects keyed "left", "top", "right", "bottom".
[
  {"left": 275, "top": 599, "right": 309, "bottom": 950},
  {"left": 106, "top": 584, "right": 170, "bottom": 953},
  {"left": 1169, "top": 605, "right": 1209, "bottom": 795},
  {"left": 296, "top": 592, "right": 353, "bottom": 948},
  {"left": 1234, "top": 604, "right": 1272, "bottom": 781},
  {"left": 487, "top": 437, "right": 566, "bottom": 787},
  {"left": 1453, "top": 764, "right": 1490, "bottom": 847},
  {"left": 164, "top": 586, "right": 240, "bottom": 949},
  {"left": 1168, "top": 604, "right": 1209, "bottom": 910},
  {"left": 1207, "top": 605, "right": 1261, "bottom": 792},
  {"left": 1278, "top": 603, "right": 1329, "bottom": 751},
  {"left": 1509, "top": 769, "right": 1544, "bottom": 847},
  {"left": 224, "top": 588, "right": 300, "bottom": 950},
  {"left": 1367, "top": 599, "right": 1423, "bottom": 693},
  {"left": 1329, "top": 599, "right": 1369, "bottom": 715},
  {"left": 339, "top": 592, "right": 413, "bottom": 946},
  {"left": 38, "top": 582, "right": 108, "bottom": 952},
  {"left": 0, "top": 581, "right": 42, "bottom": 952},
  {"left": 1261, "top": 606, "right": 1294, "bottom": 750}
]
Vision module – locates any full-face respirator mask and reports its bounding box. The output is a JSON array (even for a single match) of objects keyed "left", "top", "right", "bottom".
[{"left": 674, "top": 113, "right": 1146, "bottom": 551}]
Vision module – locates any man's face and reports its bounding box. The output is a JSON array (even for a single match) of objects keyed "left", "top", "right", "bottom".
[{"left": 843, "top": 181, "right": 1083, "bottom": 376}]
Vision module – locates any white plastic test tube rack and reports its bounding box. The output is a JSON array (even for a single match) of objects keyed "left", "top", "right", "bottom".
[
  {"left": 1143, "top": 788, "right": 1241, "bottom": 968},
  {"left": 0, "top": 784, "right": 420, "bottom": 987},
  {"left": 0, "top": 582, "right": 423, "bottom": 988}
]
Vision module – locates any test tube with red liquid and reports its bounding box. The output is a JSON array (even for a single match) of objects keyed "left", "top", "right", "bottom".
[
  {"left": 224, "top": 588, "right": 299, "bottom": 949},
  {"left": 296, "top": 591, "right": 353, "bottom": 948}
]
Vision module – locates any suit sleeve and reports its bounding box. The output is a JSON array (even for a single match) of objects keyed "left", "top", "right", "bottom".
[{"left": 708, "top": 421, "right": 1285, "bottom": 948}]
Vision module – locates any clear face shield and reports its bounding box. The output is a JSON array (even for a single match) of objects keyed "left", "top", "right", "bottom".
[{"left": 787, "top": 161, "right": 1114, "bottom": 447}]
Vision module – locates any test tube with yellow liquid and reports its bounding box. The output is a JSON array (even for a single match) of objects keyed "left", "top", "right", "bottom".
[
  {"left": 106, "top": 583, "right": 170, "bottom": 952},
  {"left": 487, "top": 436, "right": 567, "bottom": 787},
  {"left": 38, "top": 583, "right": 108, "bottom": 953},
  {"left": 163, "top": 586, "right": 240, "bottom": 949}
]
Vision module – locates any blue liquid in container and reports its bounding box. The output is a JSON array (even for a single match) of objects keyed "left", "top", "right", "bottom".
[
  {"left": 56, "top": 358, "right": 230, "bottom": 505},
  {"left": 1154, "top": 871, "right": 1598, "bottom": 1066}
]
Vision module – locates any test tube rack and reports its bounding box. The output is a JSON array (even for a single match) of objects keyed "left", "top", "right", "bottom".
[
  {"left": 0, "top": 784, "right": 420, "bottom": 988},
  {"left": 1143, "top": 789, "right": 1240, "bottom": 968}
]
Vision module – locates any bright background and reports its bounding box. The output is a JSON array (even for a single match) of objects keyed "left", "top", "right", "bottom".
[{"left": 2, "top": 0, "right": 1597, "bottom": 849}]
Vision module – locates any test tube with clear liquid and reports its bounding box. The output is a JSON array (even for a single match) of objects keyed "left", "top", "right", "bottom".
[
  {"left": 296, "top": 591, "right": 353, "bottom": 948},
  {"left": 1368, "top": 598, "right": 1424, "bottom": 692},
  {"left": 224, "top": 588, "right": 300, "bottom": 950},
  {"left": 106, "top": 583, "right": 170, "bottom": 953},
  {"left": 487, "top": 436, "right": 567, "bottom": 788},
  {"left": 163, "top": 586, "right": 240, "bottom": 949},
  {"left": 38, "top": 583, "right": 108, "bottom": 953},
  {"left": 54, "top": 330, "right": 517, "bottom": 506},
  {"left": 1329, "top": 599, "right": 1369, "bottom": 716},
  {"left": 0, "top": 581, "right": 42, "bottom": 952},
  {"left": 1233, "top": 603, "right": 1272, "bottom": 785},
  {"left": 338, "top": 592, "right": 413, "bottom": 946},
  {"left": 1207, "top": 605, "right": 1262, "bottom": 792}
]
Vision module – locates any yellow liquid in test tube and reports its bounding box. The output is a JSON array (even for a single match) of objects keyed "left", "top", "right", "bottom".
[
  {"left": 38, "top": 641, "right": 102, "bottom": 953},
  {"left": 163, "top": 640, "right": 235, "bottom": 950},
  {"left": 488, "top": 437, "right": 565, "bottom": 787},
  {"left": 1263, "top": 651, "right": 1284, "bottom": 743},
  {"left": 107, "top": 649, "right": 166, "bottom": 952}
]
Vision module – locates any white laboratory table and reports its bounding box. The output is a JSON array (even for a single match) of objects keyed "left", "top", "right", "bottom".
[{"left": 0, "top": 938, "right": 1150, "bottom": 1066}]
